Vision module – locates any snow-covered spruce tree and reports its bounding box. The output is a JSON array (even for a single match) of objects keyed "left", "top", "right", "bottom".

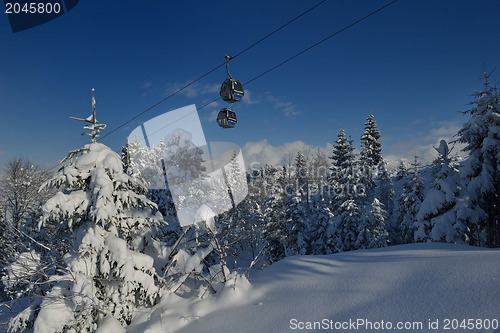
[
  {"left": 294, "top": 149, "right": 313, "bottom": 210},
  {"left": 283, "top": 194, "right": 310, "bottom": 256},
  {"left": 416, "top": 140, "right": 462, "bottom": 243},
  {"left": 329, "top": 129, "right": 365, "bottom": 252},
  {"left": 377, "top": 161, "right": 395, "bottom": 217},
  {"left": 308, "top": 201, "right": 335, "bottom": 255},
  {"left": 334, "top": 198, "right": 362, "bottom": 252},
  {"left": 396, "top": 154, "right": 425, "bottom": 243},
  {"left": 360, "top": 111, "right": 383, "bottom": 168},
  {"left": 295, "top": 150, "right": 307, "bottom": 190},
  {"left": 376, "top": 161, "right": 396, "bottom": 242},
  {"left": 262, "top": 171, "right": 288, "bottom": 263},
  {"left": 359, "top": 112, "right": 382, "bottom": 202},
  {"left": 455, "top": 70, "right": 500, "bottom": 247},
  {"left": 395, "top": 161, "right": 409, "bottom": 182},
  {"left": 356, "top": 198, "right": 389, "bottom": 249},
  {"left": 9, "top": 94, "right": 163, "bottom": 332},
  {"left": 329, "top": 129, "right": 359, "bottom": 203}
]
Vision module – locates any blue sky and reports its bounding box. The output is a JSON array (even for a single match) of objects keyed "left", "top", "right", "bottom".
[{"left": 1, "top": 0, "right": 500, "bottom": 169}]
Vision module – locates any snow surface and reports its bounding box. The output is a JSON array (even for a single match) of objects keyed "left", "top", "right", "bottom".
[
  {"left": 2, "top": 243, "right": 499, "bottom": 332},
  {"left": 171, "top": 243, "right": 499, "bottom": 333}
]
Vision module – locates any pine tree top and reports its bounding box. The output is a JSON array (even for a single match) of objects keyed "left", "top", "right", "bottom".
[{"left": 42, "top": 142, "right": 156, "bottom": 232}]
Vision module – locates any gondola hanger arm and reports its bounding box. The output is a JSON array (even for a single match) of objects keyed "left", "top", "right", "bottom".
[{"left": 225, "top": 54, "right": 234, "bottom": 80}]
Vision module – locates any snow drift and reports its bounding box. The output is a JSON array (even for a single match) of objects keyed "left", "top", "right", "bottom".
[{"left": 172, "top": 243, "right": 500, "bottom": 333}]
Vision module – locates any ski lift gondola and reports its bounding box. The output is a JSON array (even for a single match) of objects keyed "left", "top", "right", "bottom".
[
  {"left": 217, "top": 108, "right": 237, "bottom": 128},
  {"left": 220, "top": 78, "right": 244, "bottom": 103},
  {"left": 217, "top": 55, "right": 243, "bottom": 128},
  {"left": 220, "top": 55, "right": 244, "bottom": 103}
]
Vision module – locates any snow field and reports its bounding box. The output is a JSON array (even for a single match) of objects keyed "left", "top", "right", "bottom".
[{"left": 167, "top": 243, "right": 500, "bottom": 333}]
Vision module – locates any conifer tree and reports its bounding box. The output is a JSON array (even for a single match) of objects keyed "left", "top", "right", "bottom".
[
  {"left": 329, "top": 129, "right": 358, "bottom": 202},
  {"left": 395, "top": 161, "right": 409, "bottom": 182},
  {"left": 357, "top": 198, "right": 389, "bottom": 249},
  {"left": 10, "top": 91, "right": 164, "bottom": 332},
  {"left": 329, "top": 129, "right": 364, "bottom": 251},
  {"left": 416, "top": 140, "right": 462, "bottom": 243},
  {"left": 360, "top": 111, "right": 383, "bottom": 168},
  {"left": 263, "top": 193, "right": 287, "bottom": 262},
  {"left": 309, "top": 201, "right": 335, "bottom": 255},
  {"left": 335, "top": 199, "right": 361, "bottom": 252},
  {"left": 295, "top": 150, "right": 311, "bottom": 209},
  {"left": 397, "top": 154, "right": 425, "bottom": 243},
  {"left": 295, "top": 150, "right": 307, "bottom": 188},
  {"left": 283, "top": 195, "right": 310, "bottom": 256},
  {"left": 359, "top": 112, "right": 381, "bottom": 203},
  {"left": 455, "top": 70, "right": 500, "bottom": 247},
  {"left": 377, "top": 161, "right": 395, "bottom": 217}
]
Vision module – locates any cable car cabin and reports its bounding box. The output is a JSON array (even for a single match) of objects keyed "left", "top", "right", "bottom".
[
  {"left": 220, "top": 78, "right": 244, "bottom": 103},
  {"left": 217, "top": 109, "right": 237, "bottom": 128}
]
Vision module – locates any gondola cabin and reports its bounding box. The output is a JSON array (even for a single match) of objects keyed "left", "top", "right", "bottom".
[
  {"left": 217, "top": 108, "right": 237, "bottom": 128},
  {"left": 220, "top": 78, "right": 244, "bottom": 103}
]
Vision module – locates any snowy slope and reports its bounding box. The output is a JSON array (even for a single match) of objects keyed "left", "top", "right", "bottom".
[
  {"left": 173, "top": 243, "right": 499, "bottom": 333},
  {"left": 2, "top": 243, "right": 498, "bottom": 332}
]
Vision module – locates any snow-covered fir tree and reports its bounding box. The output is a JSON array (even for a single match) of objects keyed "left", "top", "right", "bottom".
[
  {"left": 455, "top": 70, "right": 500, "bottom": 247},
  {"left": 308, "top": 198, "right": 335, "bottom": 255},
  {"left": 295, "top": 150, "right": 311, "bottom": 209},
  {"left": 359, "top": 112, "right": 382, "bottom": 203},
  {"left": 416, "top": 140, "right": 462, "bottom": 243},
  {"left": 356, "top": 198, "right": 389, "bottom": 249},
  {"left": 329, "top": 129, "right": 365, "bottom": 251},
  {"left": 263, "top": 194, "right": 287, "bottom": 263},
  {"left": 283, "top": 194, "right": 310, "bottom": 256},
  {"left": 395, "top": 161, "right": 409, "bottom": 182},
  {"left": 329, "top": 129, "right": 357, "bottom": 200},
  {"left": 261, "top": 166, "right": 288, "bottom": 263},
  {"left": 295, "top": 150, "right": 307, "bottom": 188},
  {"left": 334, "top": 198, "right": 362, "bottom": 252},
  {"left": 360, "top": 111, "right": 383, "bottom": 168},
  {"left": 9, "top": 93, "right": 164, "bottom": 332},
  {"left": 377, "top": 160, "right": 395, "bottom": 217},
  {"left": 397, "top": 154, "right": 425, "bottom": 243}
]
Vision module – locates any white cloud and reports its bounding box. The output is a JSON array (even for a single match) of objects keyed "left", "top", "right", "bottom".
[
  {"left": 141, "top": 81, "right": 152, "bottom": 89},
  {"left": 165, "top": 81, "right": 219, "bottom": 98},
  {"left": 383, "top": 121, "right": 467, "bottom": 166},
  {"left": 206, "top": 109, "right": 219, "bottom": 122},
  {"left": 267, "top": 95, "right": 300, "bottom": 117},
  {"left": 242, "top": 89, "right": 260, "bottom": 105},
  {"left": 241, "top": 140, "right": 332, "bottom": 169}
]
